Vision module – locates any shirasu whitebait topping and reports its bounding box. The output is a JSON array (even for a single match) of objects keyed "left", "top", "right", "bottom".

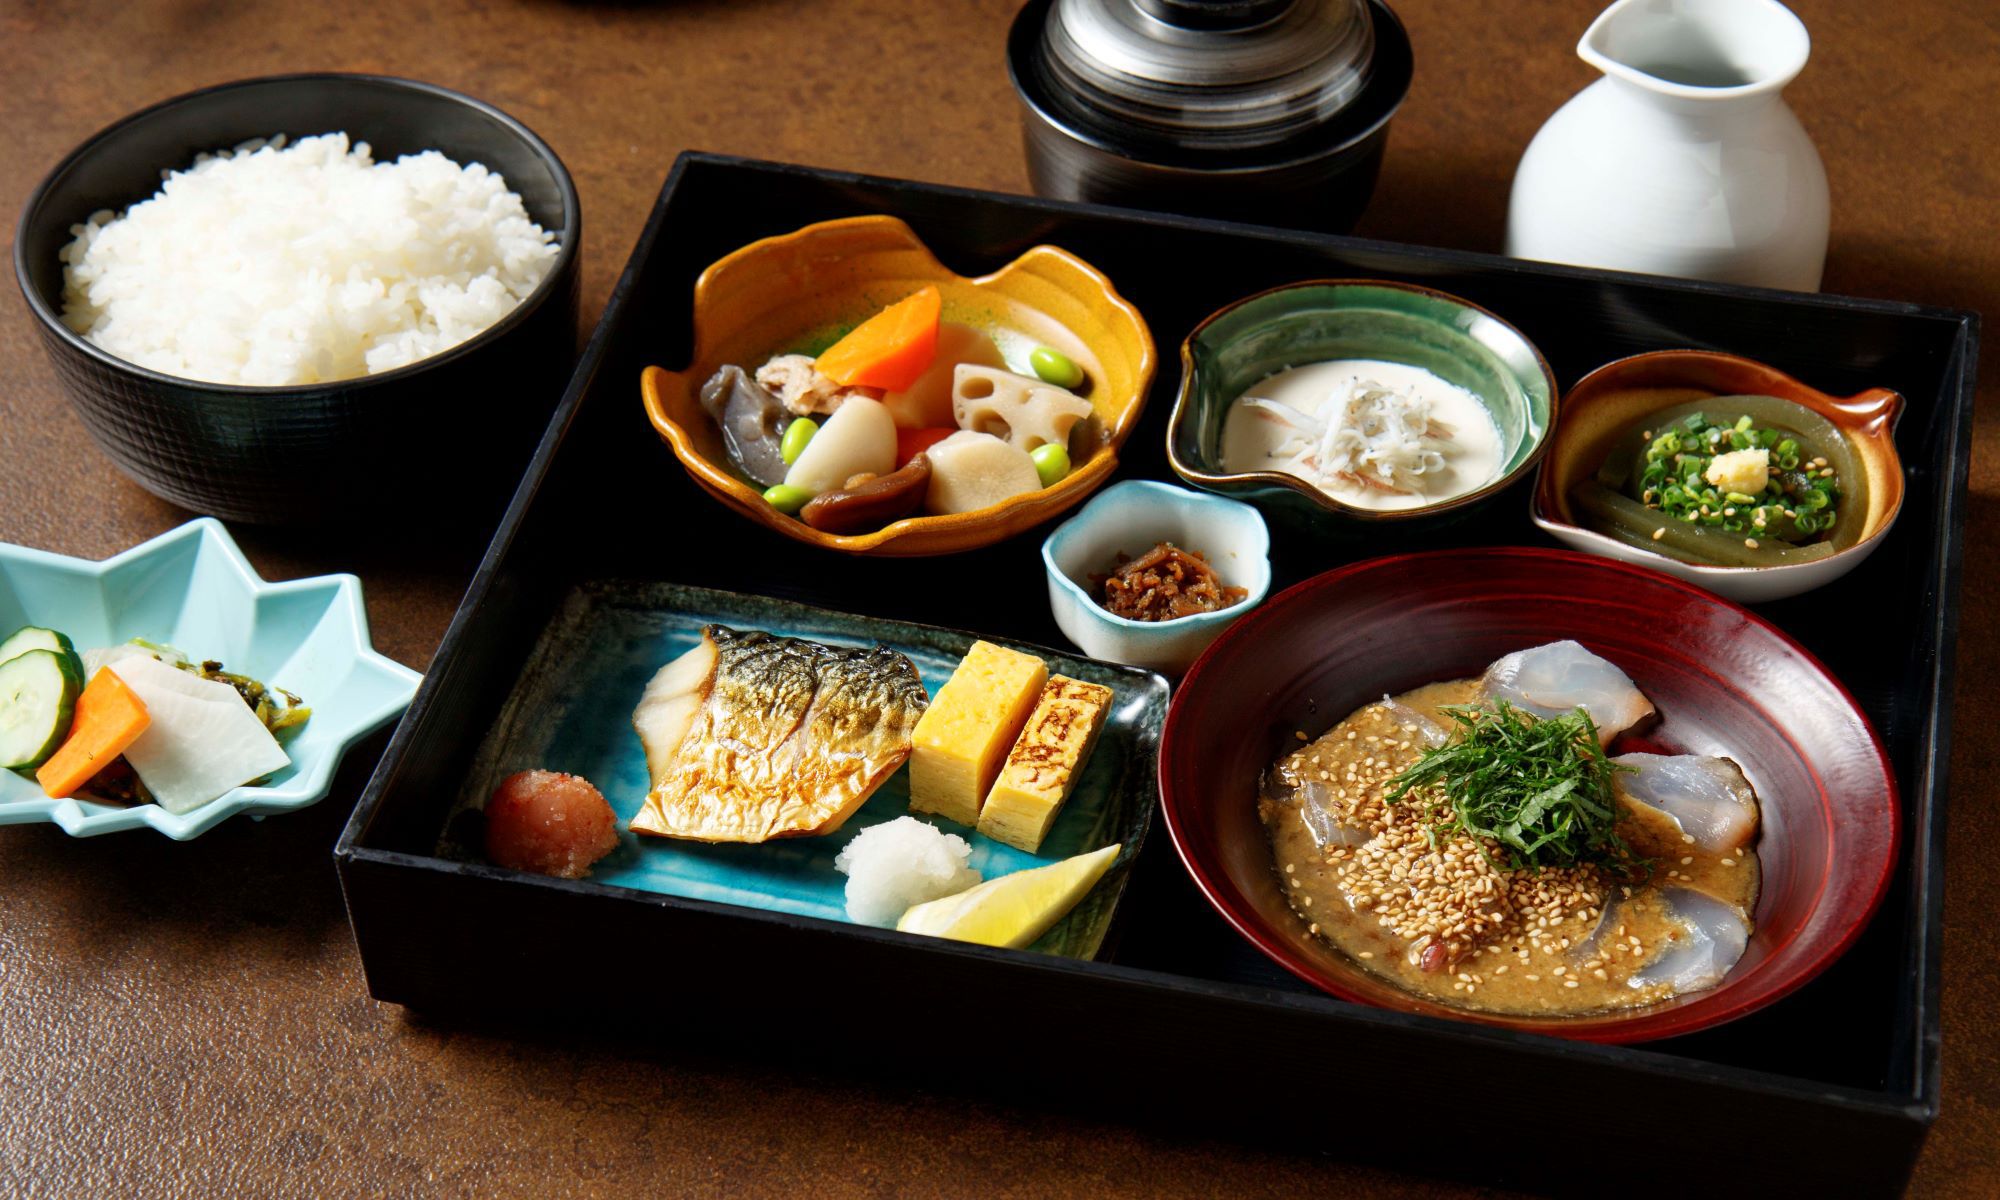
[{"left": 1239, "top": 379, "right": 1453, "bottom": 496}]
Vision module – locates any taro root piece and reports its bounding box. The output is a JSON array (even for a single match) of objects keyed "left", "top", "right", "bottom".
[
  {"left": 700, "top": 365, "right": 791, "bottom": 488},
  {"left": 923, "top": 430, "right": 1043, "bottom": 514},
  {"left": 783, "top": 395, "right": 898, "bottom": 496},
  {"left": 801, "top": 456, "right": 934, "bottom": 534}
]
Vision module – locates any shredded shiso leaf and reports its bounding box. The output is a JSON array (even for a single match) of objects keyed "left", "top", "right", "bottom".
[{"left": 1384, "top": 700, "right": 1644, "bottom": 875}]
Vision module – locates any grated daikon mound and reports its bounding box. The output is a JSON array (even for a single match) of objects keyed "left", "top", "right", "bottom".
[
  {"left": 58, "top": 132, "right": 559, "bottom": 387},
  {"left": 833, "top": 816, "right": 982, "bottom": 927}
]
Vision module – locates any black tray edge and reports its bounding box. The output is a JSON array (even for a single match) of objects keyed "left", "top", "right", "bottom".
[{"left": 1905, "top": 313, "right": 1978, "bottom": 1116}]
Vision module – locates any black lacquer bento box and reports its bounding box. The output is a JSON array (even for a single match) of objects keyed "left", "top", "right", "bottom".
[{"left": 335, "top": 153, "right": 1974, "bottom": 1197}]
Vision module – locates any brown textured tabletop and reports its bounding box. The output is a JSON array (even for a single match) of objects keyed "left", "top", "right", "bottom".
[{"left": 1, "top": 1, "right": 1993, "bottom": 1195}]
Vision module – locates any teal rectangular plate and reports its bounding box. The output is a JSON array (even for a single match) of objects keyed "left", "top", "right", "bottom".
[{"left": 445, "top": 581, "right": 1167, "bottom": 959}]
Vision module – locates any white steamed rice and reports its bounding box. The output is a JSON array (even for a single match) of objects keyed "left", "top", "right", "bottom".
[{"left": 59, "top": 132, "right": 559, "bottom": 387}]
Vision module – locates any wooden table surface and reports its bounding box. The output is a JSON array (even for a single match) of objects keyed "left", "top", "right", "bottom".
[{"left": 2, "top": 1, "right": 1993, "bottom": 1195}]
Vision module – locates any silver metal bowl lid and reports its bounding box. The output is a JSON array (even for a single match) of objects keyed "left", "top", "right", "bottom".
[{"left": 1039, "top": 0, "right": 1377, "bottom": 153}]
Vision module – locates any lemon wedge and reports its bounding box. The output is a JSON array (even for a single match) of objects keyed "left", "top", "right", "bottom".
[{"left": 895, "top": 843, "right": 1121, "bottom": 948}]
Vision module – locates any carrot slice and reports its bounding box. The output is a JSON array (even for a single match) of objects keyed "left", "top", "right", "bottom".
[
  {"left": 36, "top": 667, "right": 151, "bottom": 800},
  {"left": 815, "top": 286, "right": 943, "bottom": 391},
  {"left": 896, "top": 426, "right": 956, "bottom": 466}
]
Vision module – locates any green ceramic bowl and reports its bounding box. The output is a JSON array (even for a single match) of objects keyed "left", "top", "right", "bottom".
[{"left": 1165, "top": 280, "right": 1557, "bottom": 526}]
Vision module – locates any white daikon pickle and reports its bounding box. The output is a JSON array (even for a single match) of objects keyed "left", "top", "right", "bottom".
[
  {"left": 108, "top": 655, "right": 291, "bottom": 814},
  {"left": 81, "top": 641, "right": 162, "bottom": 679},
  {"left": 923, "top": 430, "right": 1043, "bottom": 514}
]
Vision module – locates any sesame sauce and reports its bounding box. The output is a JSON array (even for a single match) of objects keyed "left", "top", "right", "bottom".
[{"left": 1259, "top": 680, "right": 1761, "bottom": 1016}]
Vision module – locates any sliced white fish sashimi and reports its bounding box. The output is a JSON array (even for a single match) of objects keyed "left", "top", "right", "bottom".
[
  {"left": 108, "top": 655, "right": 291, "bottom": 814},
  {"left": 1571, "top": 893, "right": 1625, "bottom": 964},
  {"left": 1480, "top": 640, "right": 1654, "bottom": 743},
  {"left": 1629, "top": 888, "right": 1750, "bottom": 995},
  {"left": 1298, "top": 781, "right": 1370, "bottom": 849},
  {"left": 1377, "top": 696, "right": 1448, "bottom": 749},
  {"left": 1612, "top": 753, "right": 1761, "bottom": 854}
]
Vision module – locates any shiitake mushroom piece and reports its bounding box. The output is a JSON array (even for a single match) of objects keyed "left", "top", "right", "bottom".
[{"left": 799, "top": 456, "right": 934, "bottom": 534}]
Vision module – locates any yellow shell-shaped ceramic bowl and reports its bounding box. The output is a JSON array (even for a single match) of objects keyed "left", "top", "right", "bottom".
[{"left": 641, "top": 216, "right": 1156, "bottom": 556}]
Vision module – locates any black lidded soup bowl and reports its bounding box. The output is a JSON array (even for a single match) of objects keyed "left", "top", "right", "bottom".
[
  {"left": 13, "top": 74, "right": 582, "bottom": 526},
  {"left": 1006, "top": 0, "right": 1413, "bottom": 233}
]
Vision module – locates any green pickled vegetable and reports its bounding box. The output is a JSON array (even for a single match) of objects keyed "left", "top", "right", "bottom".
[
  {"left": 1029, "top": 347, "right": 1085, "bottom": 390},
  {"left": 762, "top": 483, "right": 813, "bottom": 515},
  {"left": 780, "top": 418, "right": 818, "bottom": 465},
  {"left": 1571, "top": 481, "right": 1836, "bottom": 568},
  {"left": 1030, "top": 442, "right": 1071, "bottom": 488},
  {"left": 1579, "top": 395, "right": 1865, "bottom": 568}
]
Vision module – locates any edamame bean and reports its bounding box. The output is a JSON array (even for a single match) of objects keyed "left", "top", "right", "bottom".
[
  {"left": 762, "top": 483, "right": 813, "bottom": 515},
  {"left": 780, "top": 418, "right": 818, "bottom": 465},
  {"left": 1030, "top": 442, "right": 1071, "bottom": 488},
  {"left": 1029, "top": 347, "right": 1085, "bottom": 390}
]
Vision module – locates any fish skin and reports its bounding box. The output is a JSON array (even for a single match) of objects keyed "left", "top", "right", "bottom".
[{"left": 631, "top": 626, "right": 930, "bottom": 842}]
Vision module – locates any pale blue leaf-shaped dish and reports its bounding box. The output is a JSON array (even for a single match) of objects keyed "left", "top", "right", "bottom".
[{"left": 0, "top": 518, "right": 422, "bottom": 839}]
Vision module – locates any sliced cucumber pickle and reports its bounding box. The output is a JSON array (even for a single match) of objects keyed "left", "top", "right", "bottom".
[
  {"left": 0, "top": 625, "right": 81, "bottom": 670},
  {"left": 0, "top": 648, "right": 83, "bottom": 770}
]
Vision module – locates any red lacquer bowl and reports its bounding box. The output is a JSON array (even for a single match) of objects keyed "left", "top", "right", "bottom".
[{"left": 1159, "top": 547, "right": 1899, "bottom": 1043}]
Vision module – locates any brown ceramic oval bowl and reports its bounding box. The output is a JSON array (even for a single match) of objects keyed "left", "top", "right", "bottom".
[
  {"left": 641, "top": 216, "right": 1155, "bottom": 557},
  {"left": 1160, "top": 548, "right": 1900, "bottom": 1044},
  {"left": 1531, "top": 350, "right": 1903, "bottom": 603}
]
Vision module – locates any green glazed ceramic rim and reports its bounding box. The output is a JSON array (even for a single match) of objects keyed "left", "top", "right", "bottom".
[{"left": 1164, "top": 280, "right": 1559, "bottom": 523}]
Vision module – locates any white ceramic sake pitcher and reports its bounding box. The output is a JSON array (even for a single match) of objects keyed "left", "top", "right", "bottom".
[{"left": 1506, "top": 0, "right": 1830, "bottom": 291}]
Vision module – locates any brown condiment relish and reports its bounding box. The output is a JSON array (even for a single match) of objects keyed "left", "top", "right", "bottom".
[{"left": 1090, "top": 542, "right": 1247, "bottom": 622}]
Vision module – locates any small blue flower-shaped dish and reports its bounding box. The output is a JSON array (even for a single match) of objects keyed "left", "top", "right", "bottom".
[
  {"left": 0, "top": 518, "right": 421, "bottom": 839},
  {"left": 1042, "top": 480, "right": 1272, "bottom": 675}
]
